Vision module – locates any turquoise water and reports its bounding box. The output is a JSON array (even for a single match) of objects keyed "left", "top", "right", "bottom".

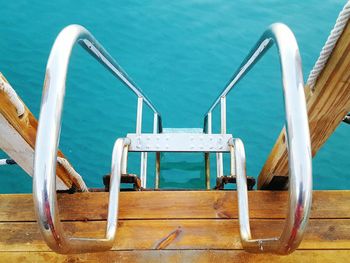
[{"left": 0, "top": 0, "right": 348, "bottom": 192}]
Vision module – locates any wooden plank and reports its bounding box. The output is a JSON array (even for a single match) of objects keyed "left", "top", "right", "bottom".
[
  {"left": 0, "top": 250, "right": 349, "bottom": 263},
  {"left": 0, "top": 192, "right": 348, "bottom": 261},
  {"left": 0, "top": 73, "right": 83, "bottom": 190},
  {"left": 0, "top": 114, "right": 67, "bottom": 190},
  {"left": 258, "top": 21, "right": 350, "bottom": 189},
  {"left": 0, "top": 191, "right": 349, "bottom": 222},
  {"left": 0, "top": 219, "right": 349, "bottom": 252}
]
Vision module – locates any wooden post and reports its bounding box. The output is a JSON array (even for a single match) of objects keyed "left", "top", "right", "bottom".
[
  {"left": 258, "top": 22, "right": 350, "bottom": 189},
  {"left": 0, "top": 73, "right": 83, "bottom": 190}
]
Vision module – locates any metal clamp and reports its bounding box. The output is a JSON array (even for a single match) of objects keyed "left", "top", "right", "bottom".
[
  {"left": 231, "top": 137, "right": 311, "bottom": 254},
  {"left": 0, "top": 158, "right": 16, "bottom": 165},
  {"left": 344, "top": 112, "right": 350, "bottom": 124}
]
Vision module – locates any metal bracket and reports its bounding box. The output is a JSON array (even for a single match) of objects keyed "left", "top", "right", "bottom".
[
  {"left": 0, "top": 159, "right": 16, "bottom": 165},
  {"left": 259, "top": 175, "right": 289, "bottom": 190},
  {"left": 103, "top": 174, "right": 142, "bottom": 191},
  {"left": 214, "top": 175, "right": 255, "bottom": 190}
]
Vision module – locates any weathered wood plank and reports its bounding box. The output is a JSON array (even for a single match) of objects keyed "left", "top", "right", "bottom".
[
  {"left": 0, "top": 250, "right": 349, "bottom": 263},
  {"left": 0, "top": 250, "right": 347, "bottom": 263},
  {"left": 0, "top": 219, "right": 349, "bottom": 251},
  {"left": 258, "top": 21, "right": 350, "bottom": 189},
  {"left": 0, "top": 73, "right": 82, "bottom": 190},
  {"left": 0, "top": 191, "right": 348, "bottom": 261},
  {"left": 0, "top": 191, "right": 349, "bottom": 222},
  {"left": 0, "top": 114, "right": 68, "bottom": 190}
]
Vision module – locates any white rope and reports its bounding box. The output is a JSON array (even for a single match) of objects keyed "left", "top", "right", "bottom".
[
  {"left": 307, "top": 1, "right": 350, "bottom": 90},
  {"left": 0, "top": 77, "right": 88, "bottom": 191},
  {"left": 57, "top": 157, "right": 89, "bottom": 192},
  {"left": 0, "top": 78, "right": 25, "bottom": 117}
]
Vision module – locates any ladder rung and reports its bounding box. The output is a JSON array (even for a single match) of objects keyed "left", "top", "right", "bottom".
[
  {"left": 162, "top": 128, "right": 203, "bottom": 134},
  {"left": 127, "top": 133, "right": 233, "bottom": 152}
]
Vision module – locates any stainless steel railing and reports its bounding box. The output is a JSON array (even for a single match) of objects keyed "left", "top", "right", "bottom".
[
  {"left": 204, "top": 23, "right": 312, "bottom": 254},
  {"left": 33, "top": 24, "right": 161, "bottom": 253}
]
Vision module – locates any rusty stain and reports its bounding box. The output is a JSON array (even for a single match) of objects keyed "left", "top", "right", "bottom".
[
  {"left": 321, "top": 225, "right": 338, "bottom": 241},
  {"left": 328, "top": 225, "right": 335, "bottom": 232},
  {"left": 216, "top": 211, "right": 230, "bottom": 219},
  {"left": 213, "top": 197, "right": 224, "bottom": 210},
  {"left": 154, "top": 227, "right": 182, "bottom": 249}
]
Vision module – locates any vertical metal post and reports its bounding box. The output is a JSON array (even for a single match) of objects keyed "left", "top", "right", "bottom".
[
  {"left": 204, "top": 154, "right": 210, "bottom": 189},
  {"left": 140, "top": 152, "right": 147, "bottom": 188},
  {"left": 205, "top": 112, "right": 212, "bottom": 189},
  {"left": 153, "top": 113, "right": 161, "bottom": 189},
  {"left": 220, "top": 97, "right": 227, "bottom": 134},
  {"left": 207, "top": 112, "right": 212, "bottom": 134},
  {"left": 216, "top": 97, "right": 226, "bottom": 178},
  {"left": 230, "top": 143, "right": 235, "bottom": 176},
  {"left": 121, "top": 146, "right": 128, "bottom": 175},
  {"left": 155, "top": 152, "right": 161, "bottom": 189},
  {"left": 137, "top": 97, "right": 147, "bottom": 189},
  {"left": 136, "top": 97, "right": 143, "bottom": 134},
  {"left": 153, "top": 113, "right": 158, "bottom": 134}
]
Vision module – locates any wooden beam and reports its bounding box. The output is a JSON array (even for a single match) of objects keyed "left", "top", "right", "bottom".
[
  {"left": 0, "top": 219, "right": 349, "bottom": 251},
  {"left": 1, "top": 250, "right": 349, "bottom": 263},
  {"left": 258, "top": 21, "right": 350, "bottom": 189},
  {"left": 0, "top": 191, "right": 349, "bottom": 261},
  {"left": 0, "top": 73, "right": 83, "bottom": 190},
  {"left": 0, "top": 191, "right": 349, "bottom": 222}
]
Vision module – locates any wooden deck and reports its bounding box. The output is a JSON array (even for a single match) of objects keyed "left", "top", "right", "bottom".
[{"left": 0, "top": 190, "right": 349, "bottom": 262}]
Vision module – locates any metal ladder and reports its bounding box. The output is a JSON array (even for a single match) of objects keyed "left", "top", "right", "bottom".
[
  {"left": 128, "top": 127, "right": 233, "bottom": 189},
  {"left": 33, "top": 23, "right": 312, "bottom": 255}
]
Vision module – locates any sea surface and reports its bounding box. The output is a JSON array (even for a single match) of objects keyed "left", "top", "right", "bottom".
[{"left": 0, "top": 0, "right": 348, "bottom": 193}]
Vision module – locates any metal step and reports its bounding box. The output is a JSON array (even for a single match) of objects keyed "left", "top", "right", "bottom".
[
  {"left": 162, "top": 128, "right": 203, "bottom": 134},
  {"left": 127, "top": 133, "right": 232, "bottom": 152}
]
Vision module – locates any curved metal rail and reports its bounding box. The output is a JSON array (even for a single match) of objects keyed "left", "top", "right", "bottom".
[
  {"left": 230, "top": 137, "right": 311, "bottom": 254},
  {"left": 206, "top": 23, "right": 312, "bottom": 254},
  {"left": 35, "top": 136, "right": 129, "bottom": 253},
  {"left": 33, "top": 24, "right": 159, "bottom": 253}
]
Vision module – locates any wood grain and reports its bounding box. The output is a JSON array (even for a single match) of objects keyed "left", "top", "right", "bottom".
[
  {"left": 258, "top": 21, "right": 350, "bottom": 189},
  {"left": 0, "top": 219, "right": 349, "bottom": 251},
  {"left": 0, "top": 191, "right": 349, "bottom": 261},
  {"left": 0, "top": 250, "right": 349, "bottom": 263},
  {"left": 0, "top": 191, "right": 349, "bottom": 222}
]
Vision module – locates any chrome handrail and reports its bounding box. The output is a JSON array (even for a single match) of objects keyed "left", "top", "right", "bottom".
[
  {"left": 207, "top": 23, "right": 312, "bottom": 254},
  {"left": 34, "top": 136, "right": 129, "bottom": 253},
  {"left": 230, "top": 137, "right": 311, "bottom": 254},
  {"left": 33, "top": 24, "right": 160, "bottom": 253}
]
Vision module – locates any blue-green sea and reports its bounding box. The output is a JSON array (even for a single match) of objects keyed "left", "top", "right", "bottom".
[{"left": 0, "top": 0, "right": 348, "bottom": 193}]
